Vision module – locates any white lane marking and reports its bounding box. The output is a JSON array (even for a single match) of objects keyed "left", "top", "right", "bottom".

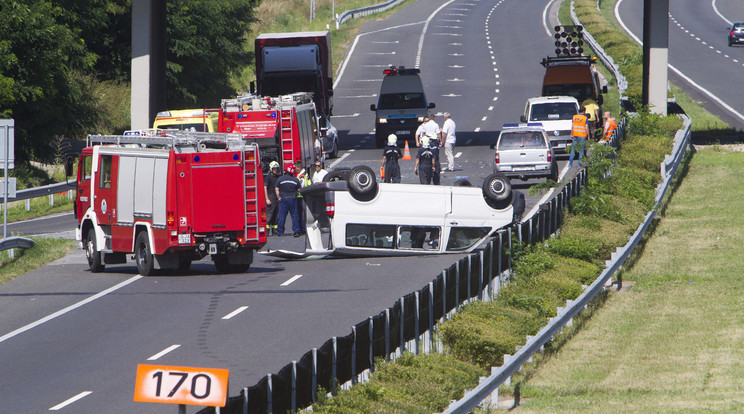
[
  {"left": 371, "top": 40, "right": 399, "bottom": 44},
  {"left": 0, "top": 275, "right": 143, "bottom": 344},
  {"left": 147, "top": 344, "right": 181, "bottom": 361},
  {"left": 473, "top": 128, "right": 480, "bottom": 133},
  {"left": 455, "top": 152, "right": 463, "bottom": 158},
  {"left": 222, "top": 306, "right": 249, "bottom": 320},
  {"left": 712, "top": 0, "right": 732, "bottom": 26},
  {"left": 281, "top": 275, "right": 303, "bottom": 286},
  {"left": 542, "top": 0, "right": 559, "bottom": 36},
  {"left": 330, "top": 112, "right": 361, "bottom": 117},
  {"left": 49, "top": 391, "right": 93, "bottom": 411},
  {"left": 415, "top": 0, "right": 460, "bottom": 68},
  {"left": 329, "top": 151, "right": 352, "bottom": 169}
]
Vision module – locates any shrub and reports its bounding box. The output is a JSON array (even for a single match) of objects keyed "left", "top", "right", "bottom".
[
  {"left": 513, "top": 246, "right": 554, "bottom": 279},
  {"left": 547, "top": 235, "right": 600, "bottom": 262},
  {"left": 568, "top": 187, "right": 624, "bottom": 222}
]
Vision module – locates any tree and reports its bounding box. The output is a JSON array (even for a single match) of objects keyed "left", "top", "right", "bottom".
[{"left": 166, "top": 0, "right": 259, "bottom": 108}]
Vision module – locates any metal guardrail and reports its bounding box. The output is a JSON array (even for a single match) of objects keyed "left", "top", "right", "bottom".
[
  {"left": 336, "top": 0, "right": 407, "bottom": 28},
  {"left": 442, "top": 6, "right": 692, "bottom": 411},
  {"left": 0, "top": 236, "right": 34, "bottom": 252},
  {"left": 5, "top": 180, "right": 75, "bottom": 203}
]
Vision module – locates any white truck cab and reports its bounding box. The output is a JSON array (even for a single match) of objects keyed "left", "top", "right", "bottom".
[
  {"left": 521, "top": 96, "right": 579, "bottom": 153},
  {"left": 261, "top": 166, "right": 523, "bottom": 258}
]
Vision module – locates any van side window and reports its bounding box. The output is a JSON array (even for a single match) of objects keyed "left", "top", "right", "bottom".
[
  {"left": 446, "top": 227, "right": 491, "bottom": 251},
  {"left": 346, "top": 224, "right": 395, "bottom": 248},
  {"left": 398, "top": 226, "right": 440, "bottom": 250},
  {"left": 99, "top": 155, "right": 112, "bottom": 189}
]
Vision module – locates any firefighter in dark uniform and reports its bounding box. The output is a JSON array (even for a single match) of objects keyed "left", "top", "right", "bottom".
[
  {"left": 414, "top": 136, "right": 437, "bottom": 184},
  {"left": 263, "top": 161, "right": 282, "bottom": 235},
  {"left": 380, "top": 134, "right": 402, "bottom": 183}
]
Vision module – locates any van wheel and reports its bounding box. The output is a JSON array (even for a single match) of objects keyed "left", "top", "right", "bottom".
[
  {"left": 330, "top": 139, "right": 339, "bottom": 158},
  {"left": 482, "top": 173, "right": 513, "bottom": 210},
  {"left": 347, "top": 165, "right": 378, "bottom": 201},
  {"left": 85, "top": 228, "right": 105, "bottom": 273},
  {"left": 322, "top": 170, "right": 346, "bottom": 182},
  {"left": 135, "top": 232, "right": 155, "bottom": 276},
  {"left": 453, "top": 178, "right": 472, "bottom": 187}
]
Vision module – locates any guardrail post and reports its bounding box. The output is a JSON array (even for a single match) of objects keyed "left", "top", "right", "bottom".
[
  {"left": 490, "top": 366, "right": 499, "bottom": 407},
  {"left": 48, "top": 194, "right": 53, "bottom": 206},
  {"left": 267, "top": 373, "right": 273, "bottom": 413},
  {"left": 332, "top": 337, "right": 337, "bottom": 395},
  {"left": 442, "top": 270, "right": 447, "bottom": 321},
  {"left": 414, "top": 291, "right": 420, "bottom": 355},
  {"left": 385, "top": 309, "right": 390, "bottom": 361},
  {"left": 369, "top": 316, "right": 374, "bottom": 373},
  {"left": 428, "top": 281, "right": 435, "bottom": 353},
  {"left": 455, "top": 261, "right": 460, "bottom": 310},
  {"left": 351, "top": 326, "right": 357, "bottom": 385},
  {"left": 312, "top": 348, "right": 318, "bottom": 403},
  {"left": 478, "top": 250, "right": 484, "bottom": 301},
  {"left": 399, "top": 297, "right": 405, "bottom": 355},
  {"left": 503, "top": 355, "right": 512, "bottom": 386},
  {"left": 242, "top": 387, "right": 248, "bottom": 414},
  {"left": 25, "top": 199, "right": 30, "bottom": 211},
  {"left": 291, "top": 360, "right": 297, "bottom": 412},
  {"left": 466, "top": 256, "right": 472, "bottom": 303}
]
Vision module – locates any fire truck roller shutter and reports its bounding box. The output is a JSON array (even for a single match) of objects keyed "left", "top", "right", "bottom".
[
  {"left": 118, "top": 156, "right": 136, "bottom": 223},
  {"left": 132, "top": 156, "right": 169, "bottom": 225}
]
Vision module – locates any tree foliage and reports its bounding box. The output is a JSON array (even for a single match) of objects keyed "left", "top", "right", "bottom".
[{"left": 0, "top": 0, "right": 259, "bottom": 163}]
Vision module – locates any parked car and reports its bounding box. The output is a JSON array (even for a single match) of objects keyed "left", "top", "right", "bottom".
[
  {"left": 729, "top": 22, "right": 744, "bottom": 46},
  {"left": 521, "top": 96, "right": 579, "bottom": 153},
  {"left": 260, "top": 166, "right": 523, "bottom": 258},
  {"left": 491, "top": 124, "right": 558, "bottom": 182}
]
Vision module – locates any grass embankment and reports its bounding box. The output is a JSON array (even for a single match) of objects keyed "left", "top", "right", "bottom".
[
  {"left": 0, "top": 238, "right": 76, "bottom": 284},
  {"left": 514, "top": 146, "right": 744, "bottom": 413}
]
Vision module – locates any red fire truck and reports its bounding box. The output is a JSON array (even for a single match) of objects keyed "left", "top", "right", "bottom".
[
  {"left": 218, "top": 91, "right": 323, "bottom": 171},
  {"left": 75, "top": 130, "right": 267, "bottom": 276}
]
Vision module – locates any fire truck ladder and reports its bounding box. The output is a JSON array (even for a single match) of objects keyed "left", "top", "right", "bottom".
[
  {"left": 279, "top": 108, "right": 295, "bottom": 167},
  {"left": 242, "top": 146, "right": 261, "bottom": 242}
]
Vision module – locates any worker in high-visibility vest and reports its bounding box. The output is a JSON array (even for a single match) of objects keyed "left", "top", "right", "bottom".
[
  {"left": 569, "top": 109, "right": 589, "bottom": 167},
  {"left": 601, "top": 111, "right": 618, "bottom": 144}
]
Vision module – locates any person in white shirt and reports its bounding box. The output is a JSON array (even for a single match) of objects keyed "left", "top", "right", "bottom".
[
  {"left": 441, "top": 112, "right": 456, "bottom": 171},
  {"left": 415, "top": 115, "right": 429, "bottom": 147},
  {"left": 311, "top": 161, "right": 328, "bottom": 184}
]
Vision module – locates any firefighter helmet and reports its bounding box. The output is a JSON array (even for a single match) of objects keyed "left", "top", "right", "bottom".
[
  {"left": 285, "top": 163, "right": 296, "bottom": 174},
  {"left": 387, "top": 134, "right": 397, "bottom": 144},
  {"left": 269, "top": 160, "right": 280, "bottom": 170}
]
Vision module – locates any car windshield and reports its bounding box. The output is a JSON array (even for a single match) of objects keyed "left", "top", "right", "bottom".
[
  {"left": 498, "top": 132, "right": 547, "bottom": 150},
  {"left": 378, "top": 93, "right": 426, "bottom": 110},
  {"left": 543, "top": 84, "right": 594, "bottom": 103},
  {"left": 529, "top": 103, "right": 577, "bottom": 121}
]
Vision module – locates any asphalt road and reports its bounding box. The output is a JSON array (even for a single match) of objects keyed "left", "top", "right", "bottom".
[
  {"left": 617, "top": 0, "right": 744, "bottom": 132},
  {"left": 6, "top": 0, "right": 735, "bottom": 412}
]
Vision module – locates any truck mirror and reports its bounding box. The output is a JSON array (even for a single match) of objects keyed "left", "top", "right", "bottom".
[
  {"left": 428, "top": 102, "right": 436, "bottom": 109},
  {"left": 250, "top": 81, "right": 255, "bottom": 94},
  {"left": 65, "top": 155, "right": 74, "bottom": 177},
  {"left": 370, "top": 104, "right": 376, "bottom": 111},
  {"left": 597, "top": 95, "right": 604, "bottom": 105},
  {"left": 602, "top": 85, "right": 608, "bottom": 93},
  {"left": 489, "top": 144, "right": 496, "bottom": 150},
  {"left": 520, "top": 115, "right": 527, "bottom": 123}
]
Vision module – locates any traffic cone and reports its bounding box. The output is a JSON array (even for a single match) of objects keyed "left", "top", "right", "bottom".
[{"left": 402, "top": 141, "right": 412, "bottom": 160}]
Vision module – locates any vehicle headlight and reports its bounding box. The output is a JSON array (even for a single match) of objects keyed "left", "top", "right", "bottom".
[
  {"left": 378, "top": 118, "right": 387, "bottom": 124},
  {"left": 417, "top": 116, "right": 425, "bottom": 122}
]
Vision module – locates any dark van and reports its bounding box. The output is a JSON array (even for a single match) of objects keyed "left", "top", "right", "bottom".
[{"left": 370, "top": 66, "right": 435, "bottom": 148}]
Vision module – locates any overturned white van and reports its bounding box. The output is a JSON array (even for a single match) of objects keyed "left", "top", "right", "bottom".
[{"left": 260, "top": 166, "right": 523, "bottom": 258}]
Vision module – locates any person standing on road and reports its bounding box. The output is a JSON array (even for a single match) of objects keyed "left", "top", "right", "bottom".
[
  {"left": 582, "top": 99, "right": 600, "bottom": 140},
  {"left": 569, "top": 108, "right": 589, "bottom": 167},
  {"left": 421, "top": 113, "right": 442, "bottom": 184},
  {"left": 275, "top": 164, "right": 302, "bottom": 237},
  {"left": 311, "top": 161, "right": 328, "bottom": 184},
  {"left": 414, "top": 136, "right": 437, "bottom": 184},
  {"left": 381, "top": 133, "right": 402, "bottom": 183},
  {"left": 441, "top": 112, "right": 456, "bottom": 171},
  {"left": 601, "top": 111, "right": 618, "bottom": 144},
  {"left": 263, "top": 161, "right": 282, "bottom": 236},
  {"left": 415, "top": 115, "right": 428, "bottom": 147}
]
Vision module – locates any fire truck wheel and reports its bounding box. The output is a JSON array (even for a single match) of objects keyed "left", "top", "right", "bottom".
[
  {"left": 482, "top": 172, "right": 513, "bottom": 210},
  {"left": 347, "top": 165, "right": 378, "bottom": 201},
  {"left": 135, "top": 232, "right": 156, "bottom": 276},
  {"left": 85, "top": 228, "right": 105, "bottom": 273}
]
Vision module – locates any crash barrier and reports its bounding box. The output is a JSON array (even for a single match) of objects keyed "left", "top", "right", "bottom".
[
  {"left": 443, "top": 113, "right": 691, "bottom": 413},
  {"left": 195, "top": 170, "right": 590, "bottom": 414},
  {"left": 336, "top": 0, "right": 407, "bottom": 28},
  {"left": 0, "top": 181, "right": 75, "bottom": 212},
  {"left": 0, "top": 236, "right": 34, "bottom": 253}
]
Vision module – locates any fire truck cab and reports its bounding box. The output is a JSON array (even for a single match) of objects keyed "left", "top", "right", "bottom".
[
  {"left": 218, "top": 92, "right": 324, "bottom": 172},
  {"left": 75, "top": 130, "right": 267, "bottom": 276}
]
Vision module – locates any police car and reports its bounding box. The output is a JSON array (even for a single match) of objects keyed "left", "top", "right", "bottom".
[
  {"left": 491, "top": 123, "right": 558, "bottom": 182},
  {"left": 260, "top": 166, "right": 523, "bottom": 258}
]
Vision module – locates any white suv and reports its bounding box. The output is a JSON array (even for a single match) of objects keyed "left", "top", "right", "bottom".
[
  {"left": 261, "top": 166, "right": 523, "bottom": 258},
  {"left": 491, "top": 124, "right": 558, "bottom": 182},
  {"left": 521, "top": 96, "right": 579, "bottom": 152}
]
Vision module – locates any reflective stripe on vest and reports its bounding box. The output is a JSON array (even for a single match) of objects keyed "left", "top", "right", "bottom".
[
  {"left": 604, "top": 120, "right": 617, "bottom": 140},
  {"left": 572, "top": 114, "right": 588, "bottom": 138}
]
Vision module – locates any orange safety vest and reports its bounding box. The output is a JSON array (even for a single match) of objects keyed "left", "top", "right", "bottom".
[
  {"left": 603, "top": 119, "right": 618, "bottom": 141},
  {"left": 572, "top": 114, "right": 588, "bottom": 138}
]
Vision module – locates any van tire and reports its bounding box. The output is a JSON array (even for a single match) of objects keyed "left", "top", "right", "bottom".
[
  {"left": 347, "top": 165, "right": 378, "bottom": 201},
  {"left": 85, "top": 228, "right": 105, "bottom": 273},
  {"left": 482, "top": 173, "right": 513, "bottom": 209},
  {"left": 135, "top": 232, "right": 156, "bottom": 276},
  {"left": 323, "top": 170, "right": 346, "bottom": 182},
  {"left": 453, "top": 178, "right": 473, "bottom": 187}
]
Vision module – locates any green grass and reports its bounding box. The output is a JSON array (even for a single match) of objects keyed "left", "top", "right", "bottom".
[
  {"left": 512, "top": 147, "right": 744, "bottom": 413},
  {"left": 0, "top": 238, "right": 76, "bottom": 284}
]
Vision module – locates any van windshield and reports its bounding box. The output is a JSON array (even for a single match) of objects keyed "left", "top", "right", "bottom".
[
  {"left": 543, "top": 84, "right": 594, "bottom": 103},
  {"left": 378, "top": 93, "right": 426, "bottom": 110},
  {"left": 498, "top": 133, "right": 547, "bottom": 150},
  {"left": 529, "top": 103, "right": 577, "bottom": 121}
]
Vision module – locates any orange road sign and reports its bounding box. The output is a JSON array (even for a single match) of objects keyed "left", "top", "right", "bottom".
[{"left": 134, "top": 364, "right": 229, "bottom": 407}]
